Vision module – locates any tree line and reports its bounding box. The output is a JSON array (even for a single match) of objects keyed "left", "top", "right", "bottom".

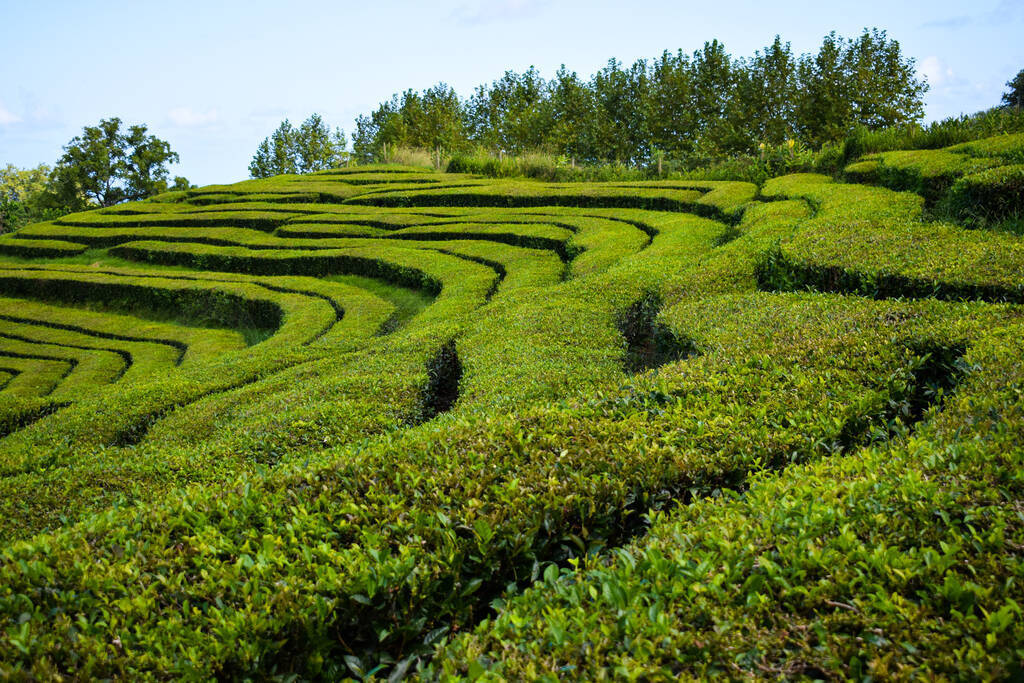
[
  {"left": 4, "top": 39, "right": 1023, "bottom": 234},
  {"left": 350, "top": 29, "right": 929, "bottom": 165}
]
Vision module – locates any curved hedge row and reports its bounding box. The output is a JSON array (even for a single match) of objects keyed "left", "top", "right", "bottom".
[
  {"left": 0, "top": 236, "right": 87, "bottom": 259},
  {"left": 0, "top": 156, "right": 1021, "bottom": 678},
  {"left": 843, "top": 133, "right": 1024, "bottom": 228}
]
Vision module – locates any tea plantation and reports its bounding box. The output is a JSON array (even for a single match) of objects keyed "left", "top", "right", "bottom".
[{"left": 1, "top": 135, "right": 1023, "bottom": 679}]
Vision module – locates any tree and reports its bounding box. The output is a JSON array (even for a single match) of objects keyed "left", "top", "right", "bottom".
[
  {"left": 415, "top": 84, "right": 468, "bottom": 157},
  {"left": 795, "top": 32, "right": 850, "bottom": 145},
  {"left": 51, "top": 118, "right": 179, "bottom": 210},
  {"left": 249, "top": 114, "right": 346, "bottom": 178},
  {"left": 646, "top": 51, "right": 696, "bottom": 159},
  {"left": 733, "top": 37, "right": 799, "bottom": 148},
  {"left": 0, "top": 164, "right": 70, "bottom": 232},
  {"left": 547, "top": 65, "right": 597, "bottom": 161},
  {"left": 689, "top": 40, "right": 735, "bottom": 156},
  {"left": 467, "top": 69, "right": 550, "bottom": 154},
  {"left": 590, "top": 58, "right": 650, "bottom": 163},
  {"left": 842, "top": 28, "right": 927, "bottom": 130},
  {"left": 1003, "top": 69, "right": 1024, "bottom": 111}
]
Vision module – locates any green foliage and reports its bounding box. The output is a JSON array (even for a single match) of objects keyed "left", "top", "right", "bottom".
[
  {"left": 841, "top": 132, "right": 1024, "bottom": 232},
  {"left": 249, "top": 114, "right": 347, "bottom": 178},
  {"left": 352, "top": 87, "right": 468, "bottom": 165},
  {"left": 1002, "top": 68, "right": 1024, "bottom": 111},
  {"left": 945, "top": 164, "right": 1024, "bottom": 230},
  {"left": 354, "top": 29, "right": 926, "bottom": 168},
  {"left": 0, "top": 140, "right": 1022, "bottom": 679},
  {"left": 50, "top": 118, "right": 180, "bottom": 210},
  {"left": 0, "top": 165, "right": 64, "bottom": 233},
  {"left": 841, "top": 108, "right": 1024, "bottom": 159}
]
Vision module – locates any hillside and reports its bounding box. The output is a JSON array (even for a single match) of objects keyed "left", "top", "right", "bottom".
[{"left": 0, "top": 134, "right": 1023, "bottom": 679}]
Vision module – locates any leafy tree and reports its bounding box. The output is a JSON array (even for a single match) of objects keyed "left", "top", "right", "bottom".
[
  {"left": 0, "top": 164, "right": 69, "bottom": 232},
  {"left": 843, "top": 28, "right": 927, "bottom": 130},
  {"left": 352, "top": 99, "right": 403, "bottom": 163},
  {"left": 296, "top": 114, "right": 346, "bottom": 173},
  {"left": 645, "top": 51, "right": 696, "bottom": 159},
  {"left": 547, "top": 65, "right": 597, "bottom": 161},
  {"left": 51, "top": 118, "right": 180, "bottom": 210},
  {"left": 250, "top": 120, "right": 297, "bottom": 177},
  {"left": 733, "top": 37, "right": 799, "bottom": 148},
  {"left": 1003, "top": 69, "right": 1024, "bottom": 111},
  {"left": 1, "top": 164, "right": 52, "bottom": 205},
  {"left": 795, "top": 32, "right": 850, "bottom": 145},
  {"left": 689, "top": 40, "right": 735, "bottom": 156},
  {"left": 590, "top": 58, "right": 650, "bottom": 163},
  {"left": 353, "top": 85, "right": 467, "bottom": 163},
  {"left": 467, "top": 69, "right": 550, "bottom": 154},
  {"left": 249, "top": 114, "right": 346, "bottom": 178},
  {"left": 394, "top": 84, "right": 467, "bottom": 156}
]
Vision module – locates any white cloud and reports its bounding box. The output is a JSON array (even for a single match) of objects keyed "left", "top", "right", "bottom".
[
  {"left": 167, "top": 107, "right": 219, "bottom": 127},
  {"left": 919, "top": 56, "right": 955, "bottom": 88},
  {"left": 0, "top": 102, "right": 21, "bottom": 125}
]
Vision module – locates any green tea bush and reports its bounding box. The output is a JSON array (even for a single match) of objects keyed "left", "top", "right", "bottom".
[
  {"left": 0, "top": 153, "right": 1022, "bottom": 679},
  {"left": 944, "top": 164, "right": 1024, "bottom": 230}
]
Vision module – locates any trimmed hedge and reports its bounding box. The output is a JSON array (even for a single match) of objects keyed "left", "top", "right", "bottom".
[
  {"left": 944, "top": 164, "right": 1024, "bottom": 229},
  {"left": 0, "top": 163, "right": 1022, "bottom": 679},
  {"left": 843, "top": 133, "right": 1024, "bottom": 224},
  {"left": 434, "top": 315, "right": 1024, "bottom": 680},
  {"left": 0, "top": 236, "right": 87, "bottom": 259}
]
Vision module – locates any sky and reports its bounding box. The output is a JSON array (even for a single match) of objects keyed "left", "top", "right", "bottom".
[{"left": 1, "top": 0, "right": 1021, "bottom": 186}]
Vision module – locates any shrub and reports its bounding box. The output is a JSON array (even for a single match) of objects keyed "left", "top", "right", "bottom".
[{"left": 944, "top": 164, "right": 1024, "bottom": 230}]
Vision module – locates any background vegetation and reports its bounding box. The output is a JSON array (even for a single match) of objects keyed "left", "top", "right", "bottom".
[
  {"left": 249, "top": 114, "right": 348, "bottom": 178},
  {"left": 351, "top": 30, "right": 928, "bottom": 166},
  {"left": 1, "top": 119, "right": 187, "bottom": 234}
]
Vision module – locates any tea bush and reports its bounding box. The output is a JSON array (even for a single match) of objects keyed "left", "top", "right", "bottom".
[{"left": 0, "top": 138, "right": 1022, "bottom": 678}]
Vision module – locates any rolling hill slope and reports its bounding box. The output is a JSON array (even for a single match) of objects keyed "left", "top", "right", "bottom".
[{"left": 0, "top": 146, "right": 1022, "bottom": 679}]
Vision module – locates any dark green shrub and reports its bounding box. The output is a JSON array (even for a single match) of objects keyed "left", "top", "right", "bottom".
[{"left": 944, "top": 164, "right": 1024, "bottom": 230}]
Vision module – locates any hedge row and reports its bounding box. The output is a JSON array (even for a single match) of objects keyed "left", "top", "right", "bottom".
[
  {"left": 344, "top": 183, "right": 735, "bottom": 220},
  {"left": 0, "top": 354, "right": 69, "bottom": 400},
  {"left": 0, "top": 236, "right": 87, "bottom": 259},
  {"left": 944, "top": 164, "right": 1024, "bottom": 230},
  {"left": 0, "top": 336, "right": 124, "bottom": 403},
  {"left": 435, "top": 310, "right": 1024, "bottom": 679},
  {"left": 757, "top": 174, "right": 1024, "bottom": 298},
  {"left": 1, "top": 291, "right": 1014, "bottom": 679},
  {"left": 843, "top": 133, "right": 1024, "bottom": 225},
  {"left": 0, "top": 307, "right": 183, "bottom": 385},
  {"left": 0, "top": 241, "right": 495, "bottom": 537},
  {"left": 56, "top": 210, "right": 300, "bottom": 232},
  {"left": 0, "top": 287, "right": 244, "bottom": 366}
]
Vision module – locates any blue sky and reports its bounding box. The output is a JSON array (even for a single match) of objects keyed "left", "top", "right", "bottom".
[{"left": 1, "top": 0, "right": 1021, "bottom": 185}]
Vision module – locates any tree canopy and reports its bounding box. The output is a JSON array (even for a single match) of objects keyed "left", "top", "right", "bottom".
[
  {"left": 50, "top": 118, "right": 180, "bottom": 210},
  {"left": 0, "top": 164, "right": 56, "bottom": 233},
  {"left": 350, "top": 29, "right": 927, "bottom": 165},
  {"left": 249, "top": 114, "right": 347, "bottom": 178},
  {"left": 1003, "top": 69, "right": 1024, "bottom": 111}
]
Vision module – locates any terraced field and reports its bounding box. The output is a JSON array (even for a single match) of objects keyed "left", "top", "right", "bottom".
[{"left": 1, "top": 144, "right": 1023, "bottom": 679}]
